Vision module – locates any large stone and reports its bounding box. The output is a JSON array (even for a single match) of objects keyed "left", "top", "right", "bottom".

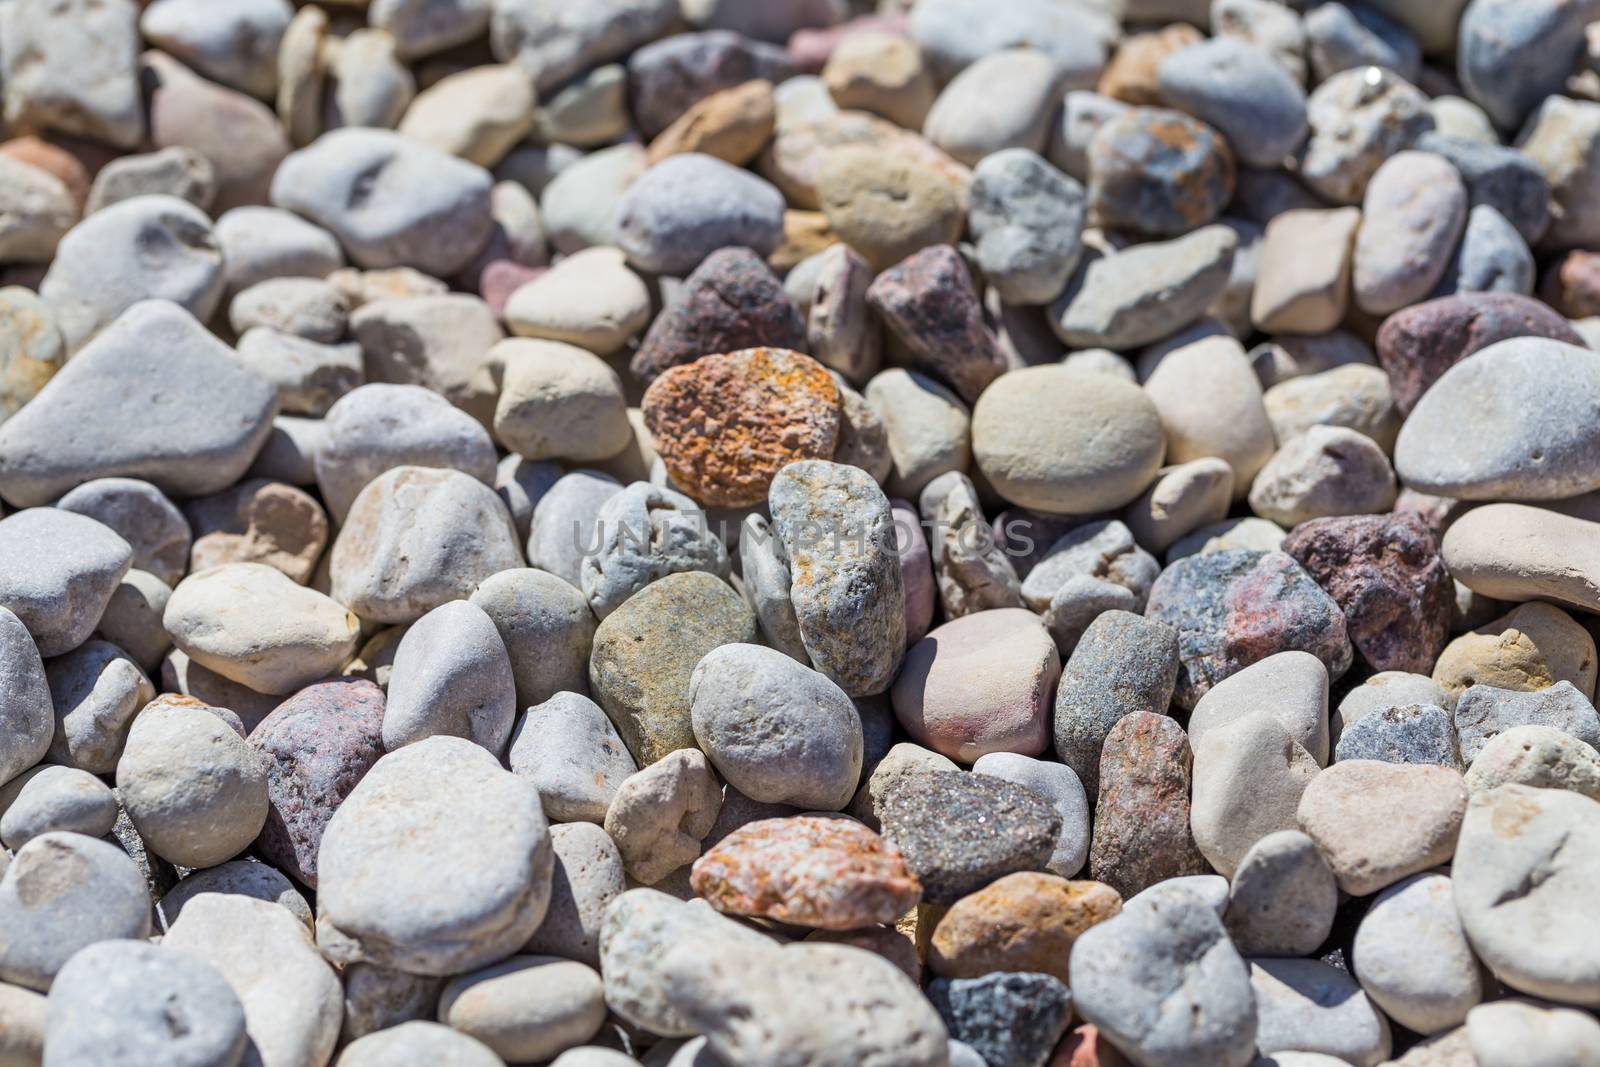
[
  {"left": 0, "top": 301, "right": 276, "bottom": 507},
  {"left": 0, "top": 607, "right": 52, "bottom": 786},
  {"left": 1442, "top": 503, "right": 1600, "bottom": 613},
  {"left": 1352, "top": 873, "right": 1481, "bottom": 1035},
  {"left": 1142, "top": 335, "right": 1275, "bottom": 494},
  {"left": 1090, "top": 713, "right": 1209, "bottom": 898},
  {"left": 1296, "top": 760, "right": 1467, "bottom": 896},
  {"left": 470, "top": 568, "right": 596, "bottom": 710},
  {"left": 1190, "top": 714, "right": 1319, "bottom": 879},
  {"left": 0, "top": 508, "right": 130, "bottom": 658},
  {"left": 1433, "top": 601, "right": 1598, "bottom": 702},
  {"left": 1464, "top": 724, "right": 1600, "bottom": 800},
  {"left": 1249, "top": 958, "right": 1392, "bottom": 1067},
  {"left": 0, "top": 0, "right": 143, "bottom": 149},
  {"left": 1189, "top": 651, "right": 1331, "bottom": 767},
  {"left": 317, "top": 736, "right": 553, "bottom": 975}
]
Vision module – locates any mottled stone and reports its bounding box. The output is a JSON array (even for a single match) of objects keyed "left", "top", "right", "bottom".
[
  {"left": 1146, "top": 549, "right": 1352, "bottom": 710},
  {"left": 1453, "top": 681, "right": 1600, "bottom": 764},
  {"left": 1464, "top": 723, "right": 1600, "bottom": 800},
  {"left": 929, "top": 872, "right": 1121, "bottom": 984},
  {"left": 1053, "top": 611, "right": 1180, "bottom": 793},
  {"left": 604, "top": 749, "right": 721, "bottom": 886},
  {"left": 1433, "top": 602, "right": 1598, "bottom": 702},
  {"left": 1335, "top": 702, "right": 1462, "bottom": 769},
  {"left": 1090, "top": 713, "right": 1208, "bottom": 898},
  {"left": 1087, "top": 108, "right": 1235, "bottom": 237},
  {"left": 928, "top": 971, "right": 1073, "bottom": 1067},
  {"left": 1296, "top": 760, "right": 1467, "bottom": 895},
  {"left": 878, "top": 771, "right": 1059, "bottom": 904},
  {"left": 867, "top": 245, "right": 1006, "bottom": 406},
  {"left": 630, "top": 248, "right": 805, "bottom": 381},
  {"left": 1296, "top": 67, "right": 1432, "bottom": 206}
]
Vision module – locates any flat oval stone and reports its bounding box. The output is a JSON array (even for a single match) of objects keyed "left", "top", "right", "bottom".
[
  {"left": 644, "top": 348, "right": 840, "bottom": 509},
  {"left": 1442, "top": 503, "right": 1600, "bottom": 613},
  {"left": 524, "top": 821, "right": 625, "bottom": 967},
  {"left": 1146, "top": 549, "right": 1353, "bottom": 711},
  {"left": 691, "top": 815, "right": 921, "bottom": 930},
  {"left": 880, "top": 771, "right": 1059, "bottom": 905},
  {"left": 0, "top": 765, "right": 116, "bottom": 850},
  {"left": 0, "top": 301, "right": 277, "bottom": 508},
  {"left": 44, "top": 937, "right": 247, "bottom": 1067},
  {"left": 271, "top": 128, "right": 494, "bottom": 277},
  {"left": 1454, "top": 783, "right": 1600, "bottom": 1005},
  {"left": 0, "top": 508, "right": 130, "bottom": 658},
  {"left": 891, "top": 608, "right": 1057, "bottom": 764},
  {"left": 318, "top": 736, "right": 553, "bottom": 976},
  {"left": 384, "top": 600, "right": 516, "bottom": 756},
  {"left": 1352, "top": 872, "right": 1481, "bottom": 1034},
  {"left": 56, "top": 477, "right": 191, "bottom": 589},
  {"left": 1352, "top": 151, "right": 1467, "bottom": 315},
  {"left": 338, "top": 1021, "right": 503, "bottom": 1067},
  {"left": 1296, "top": 760, "right": 1467, "bottom": 896},
  {"left": 769, "top": 460, "right": 905, "bottom": 697},
  {"left": 436, "top": 953, "right": 605, "bottom": 1064},
  {"left": 1158, "top": 37, "right": 1308, "bottom": 169},
  {"left": 614, "top": 153, "right": 785, "bottom": 276},
  {"left": 973, "top": 367, "right": 1165, "bottom": 515},
  {"left": 928, "top": 871, "right": 1121, "bottom": 983},
  {"left": 248, "top": 678, "right": 385, "bottom": 889},
  {"left": 1394, "top": 337, "right": 1600, "bottom": 501}
]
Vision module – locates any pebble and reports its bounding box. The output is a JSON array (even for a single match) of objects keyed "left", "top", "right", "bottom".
[
  {"left": 158, "top": 858, "right": 312, "bottom": 931},
  {"left": 1464, "top": 723, "right": 1600, "bottom": 800},
  {"left": 85, "top": 147, "right": 215, "bottom": 219},
  {"left": 383, "top": 600, "right": 516, "bottom": 755},
  {"left": 505, "top": 247, "right": 650, "bottom": 358},
  {"left": 1520, "top": 94, "right": 1600, "bottom": 253},
  {"left": 1249, "top": 209, "right": 1360, "bottom": 334},
  {"left": 1125, "top": 458, "right": 1235, "bottom": 556},
  {"left": 615, "top": 154, "right": 785, "bottom": 277},
  {"left": 814, "top": 145, "right": 964, "bottom": 272},
  {"left": 1296, "top": 760, "right": 1467, "bottom": 895},
  {"left": 866, "top": 369, "right": 971, "bottom": 501},
  {"left": 0, "top": 287, "right": 65, "bottom": 421},
  {"left": 1249, "top": 958, "right": 1392, "bottom": 1067},
  {"left": 1352, "top": 872, "right": 1481, "bottom": 1034},
  {"left": 318, "top": 736, "right": 553, "bottom": 975},
  {"left": 1146, "top": 549, "right": 1353, "bottom": 710},
  {"left": 1353, "top": 151, "right": 1468, "bottom": 315},
  {"left": 925, "top": 49, "right": 1067, "bottom": 167},
  {"left": 1427, "top": 135, "right": 1548, "bottom": 254},
  {"left": 581, "top": 482, "right": 730, "bottom": 619},
  {"left": 438, "top": 954, "right": 605, "bottom": 1063},
  {"left": 1052, "top": 224, "right": 1237, "bottom": 350},
  {"left": 1087, "top": 108, "right": 1234, "bottom": 238},
  {"left": 822, "top": 32, "right": 935, "bottom": 129},
  {"left": 0, "top": 300, "right": 276, "bottom": 505},
  {"left": 692, "top": 814, "right": 919, "bottom": 929},
  {"left": 1053, "top": 610, "right": 1180, "bottom": 793},
  {"left": 0, "top": 832, "right": 150, "bottom": 991},
  {"left": 0, "top": 0, "right": 143, "bottom": 149},
  {"left": 1159, "top": 38, "right": 1307, "bottom": 170},
  {"left": 92, "top": 568, "right": 173, "bottom": 674},
  {"left": 163, "top": 894, "right": 341, "bottom": 1067},
  {"left": 470, "top": 567, "right": 595, "bottom": 710},
  {"left": 867, "top": 245, "right": 1006, "bottom": 406},
  {"left": 1262, "top": 363, "right": 1402, "bottom": 453},
  {"left": 604, "top": 748, "right": 722, "bottom": 886},
  {"left": 969, "top": 149, "right": 1086, "bottom": 307},
  {"left": 0, "top": 509, "right": 130, "bottom": 658},
  {"left": 1296, "top": 66, "right": 1433, "bottom": 206},
  {"left": 1466, "top": 998, "right": 1600, "bottom": 1067},
  {"left": 42, "top": 639, "right": 149, "bottom": 774},
  {"left": 1453, "top": 681, "right": 1600, "bottom": 764},
  {"left": 928, "top": 971, "right": 1073, "bottom": 1067},
  {"left": 492, "top": 339, "right": 630, "bottom": 465},
  {"left": 1191, "top": 713, "right": 1320, "bottom": 878},
  {"left": 1442, "top": 503, "right": 1600, "bottom": 613},
  {"left": 892, "top": 609, "right": 1057, "bottom": 764},
  {"left": 330, "top": 466, "right": 522, "bottom": 624},
  {"left": 1224, "top": 830, "right": 1338, "bottom": 958},
  {"left": 0, "top": 765, "right": 116, "bottom": 850},
  {"left": 337, "top": 963, "right": 442, "bottom": 1047},
  {"left": 213, "top": 206, "right": 344, "bottom": 294},
  {"left": 1143, "top": 335, "right": 1276, "bottom": 493},
  {"left": 338, "top": 1022, "right": 503, "bottom": 1067},
  {"left": 973, "top": 367, "right": 1165, "bottom": 514},
  {"left": 970, "top": 752, "right": 1090, "bottom": 878},
  {"left": 769, "top": 461, "right": 905, "bottom": 696},
  {"left": 1189, "top": 652, "right": 1331, "bottom": 767},
  {"left": 1432, "top": 601, "right": 1598, "bottom": 703},
  {"left": 1304, "top": 1, "right": 1419, "bottom": 84},
  {"left": 0, "top": 157, "right": 77, "bottom": 265},
  {"left": 1070, "top": 886, "right": 1259, "bottom": 1067},
  {"left": 1453, "top": 783, "right": 1600, "bottom": 1005},
  {"left": 55, "top": 478, "right": 189, "bottom": 589},
  {"left": 1090, "top": 713, "right": 1208, "bottom": 898},
  {"left": 43, "top": 937, "right": 247, "bottom": 1067},
  {"left": 1335, "top": 703, "right": 1462, "bottom": 769},
  {"left": 1249, "top": 425, "right": 1398, "bottom": 525},
  {"left": 1459, "top": 0, "right": 1592, "bottom": 132},
  {"left": 271, "top": 128, "right": 493, "bottom": 277},
  {"left": 397, "top": 64, "right": 533, "bottom": 169},
  {"left": 508, "top": 693, "right": 633, "bottom": 827},
  {"left": 1282, "top": 511, "right": 1453, "bottom": 673},
  {"left": 523, "top": 821, "right": 625, "bottom": 967},
  {"left": 185, "top": 479, "right": 328, "bottom": 585},
  {"left": 929, "top": 872, "right": 1120, "bottom": 983}
]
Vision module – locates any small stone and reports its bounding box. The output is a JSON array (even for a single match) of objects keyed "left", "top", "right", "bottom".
[
  {"left": 1262, "top": 363, "right": 1402, "bottom": 454},
  {"left": 271, "top": 128, "right": 493, "bottom": 277},
  {"left": 1146, "top": 549, "right": 1353, "bottom": 711},
  {"left": 1296, "top": 66, "right": 1433, "bottom": 206},
  {"left": 692, "top": 815, "right": 920, "bottom": 929},
  {"left": 1053, "top": 611, "right": 1180, "bottom": 796},
  {"left": 214, "top": 206, "right": 344, "bottom": 294},
  {"left": 1441, "top": 204, "right": 1535, "bottom": 296},
  {"left": 929, "top": 872, "right": 1120, "bottom": 983},
  {"left": 159, "top": 858, "right": 311, "bottom": 932},
  {"left": 865, "top": 369, "right": 970, "bottom": 501},
  {"left": 1335, "top": 703, "right": 1462, "bottom": 769},
  {"left": 1249, "top": 959, "right": 1392, "bottom": 1067},
  {"left": 580, "top": 482, "right": 729, "bottom": 620},
  {"left": 866, "top": 245, "right": 1006, "bottom": 405},
  {"left": 0, "top": 765, "right": 116, "bottom": 850},
  {"left": 925, "top": 49, "right": 1067, "bottom": 167},
  {"left": 909, "top": 0, "right": 1109, "bottom": 86},
  {"left": 470, "top": 568, "right": 596, "bottom": 710},
  {"left": 769, "top": 461, "right": 905, "bottom": 697},
  {"left": 337, "top": 964, "right": 443, "bottom": 1047},
  {"left": 1250, "top": 209, "right": 1361, "bottom": 335},
  {"left": 1090, "top": 713, "right": 1208, "bottom": 898},
  {"left": 0, "top": 832, "right": 150, "bottom": 991},
  {"left": 185, "top": 479, "right": 328, "bottom": 586},
  {"left": 43, "top": 640, "right": 151, "bottom": 774},
  {"left": 1086, "top": 108, "right": 1235, "bottom": 238},
  {"left": 1224, "top": 830, "right": 1338, "bottom": 958},
  {"left": 524, "top": 821, "right": 625, "bottom": 967},
  {"left": 1158, "top": 38, "right": 1308, "bottom": 170},
  {"left": 0, "top": 156, "right": 77, "bottom": 265},
  {"left": 318, "top": 736, "right": 553, "bottom": 975},
  {"left": 928, "top": 971, "right": 1073, "bottom": 1067},
  {"left": 507, "top": 693, "right": 634, "bottom": 825},
  {"left": 491, "top": 339, "right": 630, "bottom": 465},
  {"left": 0, "top": 0, "right": 143, "bottom": 149},
  {"left": 1453, "top": 681, "right": 1600, "bottom": 764},
  {"left": 1453, "top": 784, "right": 1600, "bottom": 1005},
  {"left": 1352, "top": 151, "right": 1467, "bottom": 315},
  {"left": 1248, "top": 426, "right": 1398, "bottom": 527},
  {"left": 504, "top": 247, "right": 649, "bottom": 358},
  {"left": 1296, "top": 760, "right": 1467, "bottom": 895},
  {"left": 55, "top": 480, "right": 190, "bottom": 596},
  {"left": 1519, "top": 94, "right": 1600, "bottom": 253},
  {"left": 1125, "top": 459, "right": 1235, "bottom": 556},
  {"left": 229, "top": 278, "right": 348, "bottom": 345},
  {"left": 1166, "top": 516, "right": 1287, "bottom": 562},
  {"left": 233, "top": 330, "right": 363, "bottom": 418},
  {"left": 1191, "top": 714, "right": 1320, "bottom": 878},
  {"left": 648, "top": 79, "right": 776, "bottom": 167},
  {"left": 1070, "top": 887, "right": 1258, "bottom": 1067},
  {"left": 1352, "top": 872, "right": 1481, "bottom": 1035},
  {"left": 614, "top": 153, "right": 785, "bottom": 277},
  {"left": 384, "top": 600, "right": 516, "bottom": 756},
  {"left": 1051, "top": 225, "right": 1237, "bottom": 350},
  {"left": 814, "top": 146, "right": 965, "bottom": 272},
  {"left": 164, "top": 563, "right": 359, "bottom": 695},
  {"left": 1099, "top": 24, "right": 1204, "bottom": 106},
  {"left": 0, "top": 288, "right": 65, "bottom": 422},
  {"left": 87, "top": 145, "right": 216, "bottom": 216},
  {"left": 397, "top": 65, "right": 533, "bottom": 169},
  {"left": 249, "top": 678, "right": 384, "bottom": 888},
  {"left": 822, "top": 32, "right": 935, "bottom": 129},
  {"left": 604, "top": 749, "right": 722, "bottom": 886},
  {"left": 967, "top": 150, "right": 1086, "bottom": 308},
  {"left": 1464, "top": 723, "right": 1600, "bottom": 800},
  {"left": 1188, "top": 652, "right": 1330, "bottom": 768},
  {"left": 969, "top": 753, "right": 1088, "bottom": 880},
  {"left": 1442, "top": 503, "right": 1600, "bottom": 614},
  {"left": 0, "top": 510, "right": 127, "bottom": 659},
  {"left": 329, "top": 466, "right": 523, "bottom": 625},
  {"left": 691, "top": 644, "right": 862, "bottom": 809},
  {"left": 438, "top": 954, "right": 605, "bottom": 1064},
  {"left": 537, "top": 144, "right": 646, "bottom": 256},
  {"left": 162, "top": 894, "right": 341, "bottom": 1067},
  {"left": 338, "top": 1022, "right": 502, "bottom": 1067},
  {"left": 1432, "top": 602, "right": 1598, "bottom": 702}
]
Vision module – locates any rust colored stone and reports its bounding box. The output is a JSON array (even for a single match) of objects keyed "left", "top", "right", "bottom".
[
  {"left": 643, "top": 346, "right": 841, "bottom": 508},
  {"left": 928, "top": 871, "right": 1122, "bottom": 983},
  {"left": 1049, "top": 1025, "right": 1134, "bottom": 1067},
  {"left": 866, "top": 244, "right": 1006, "bottom": 405},
  {"left": 691, "top": 814, "right": 922, "bottom": 930},
  {"left": 1088, "top": 712, "right": 1209, "bottom": 898}
]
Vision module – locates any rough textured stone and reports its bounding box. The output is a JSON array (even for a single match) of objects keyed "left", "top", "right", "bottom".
[
  {"left": 185, "top": 479, "right": 328, "bottom": 585},
  {"left": 813, "top": 144, "right": 965, "bottom": 272},
  {"left": 1433, "top": 602, "right": 1598, "bottom": 702},
  {"left": 580, "top": 482, "right": 729, "bottom": 620},
  {"left": 1050, "top": 225, "right": 1237, "bottom": 350},
  {"left": 630, "top": 248, "right": 805, "bottom": 381},
  {"left": 968, "top": 148, "right": 1086, "bottom": 306},
  {"left": 692, "top": 815, "right": 920, "bottom": 930},
  {"left": 1296, "top": 760, "right": 1467, "bottom": 896},
  {"left": 1453, "top": 681, "right": 1600, "bottom": 764},
  {"left": 1086, "top": 107, "right": 1235, "bottom": 237},
  {"left": 1335, "top": 703, "right": 1462, "bottom": 770},
  {"left": 1054, "top": 611, "right": 1181, "bottom": 794},
  {"left": 1464, "top": 723, "right": 1600, "bottom": 800},
  {"left": 1296, "top": 67, "right": 1432, "bottom": 206},
  {"left": 928, "top": 971, "right": 1073, "bottom": 1067},
  {"left": 867, "top": 245, "right": 1006, "bottom": 407},
  {"left": 1145, "top": 549, "right": 1353, "bottom": 710},
  {"left": 604, "top": 749, "right": 721, "bottom": 886},
  {"left": 1090, "top": 713, "right": 1208, "bottom": 898},
  {"left": 0, "top": 0, "right": 143, "bottom": 149},
  {"left": 929, "top": 872, "right": 1121, "bottom": 983}
]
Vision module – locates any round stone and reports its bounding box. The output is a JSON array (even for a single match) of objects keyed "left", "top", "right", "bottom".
[
  {"left": 1296, "top": 760, "right": 1467, "bottom": 896},
  {"left": 1353, "top": 151, "right": 1468, "bottom": 315},
  {"left": 614, "top": 153, "right": 785, "bottom": 276},
  {"left": 1464, "top": 724, "right": 1600, "bottom": 800},
  {"left": 643, "top": 348, "right": 841, "bottom": 509},
  {"left": 1432, "top": 602, "right": 1597, "bottom": 702},
  {"left": 972, "top": 367, "right": 1164, "bottom": 515},
  {"left": 1158, "top": 37, "right": 1308, "bottom": 169},
  {"left": 815, "top": 146, "right": 965, "bottom": 272},
  {"left": 470, "top": 568, "right": 596, "bottom": 711},
  {"left": 0, "top": 508, "right": 132, "bottom": 657},
  {"left": 159, "top": 858, "right": 313, "bottom": 931},
  {"left": 891, "top": 609, "right": 1058, "bottom": 764},
  {"left": 525, "top": 822, "right": 626, "bottom": 966},
  {"left": 492, "top": 339, "right": 631, "bottom": 464},
  {"left": 337, "top": 1022, "right": 503, "bottom": 1067},
  {"left": 927, "top": 971, "right": 1073, "bottom": 1067},
  {"left": 1249, "top": 958, "right": 1392, "bottom": 1066},
  {"left": 384, "top": 600, "right": 516, "bottom": 756},
  {"left": 438, "top": 955, "right": 606, "bottom": 1064},
  {"left": 509, "top": 692, "right": 636, "bottom": 824},
  {"left": 504, "top": 246, "right": 650, "bottom": 357},
  {"left": 691, "top": 815, "right": 921, "bottom": 930},
  {"left": 1086, "top": 107, "right": 1235, "bottom": 237},
  {"left": 43, "top": 639, "right": 153, "bottom": 774},
  {"left": 0, "top": 606, "right": 52, "bottom": 785},
  {"left": 928, "top": 871, "right": 1121, "bottom": 983},
  {"left": 116, "top": 701, "right": 270, "bottom": 869},
  {"left": 1249, "top": 425, "right": 1398, "bottom": 529},
  {"left": 1352, "top": 872, "right": 1481, "bottom": 1034},
  {"left": 55, "top": 478, "right": 190, "bottom": 588},
  {"left": 0, "top": 765, "right": 116, "bottom": 851},
  {"left": 1223, "top": 830, "right": 1338, "bottom": 958},
  {"left": 690, "top": 643, "right": 862, "bottom": 810},
  {"left": 1142, "top": 335, "right": 1275, "bottom": 492}
]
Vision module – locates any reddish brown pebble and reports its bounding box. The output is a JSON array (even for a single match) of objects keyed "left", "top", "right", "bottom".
[
  {"left": 866, "top": 244, "right": 1007, "bottom": 405},
  {"left": 1049, "top": 1024, "right": 1134, "bottom": 1067},
  {"left": 928, "top": 871, "right": 1121, "bottom": 983},
  {"left": 1089, "top": 712, "right": 1209, "bottom": 899},
  {"left": 629, "top": 246, "right": 807, "bottom": 380},
  {"left": 1282, "top": 512, "right": 1453, "bottom": 674},
  {"left": 691, "top": 814, "right": 923, "bottom": 930},
  {"left": 642, "top": 346, "right": 841, "bottom": 508}
]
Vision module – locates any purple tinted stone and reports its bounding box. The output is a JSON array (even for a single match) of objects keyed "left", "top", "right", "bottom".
[
  {"left": 866, "top": 244, "right": 1007, "bottom": 405},
  {"left": 629, "top": 247, "right": 806, "bottom": 380}
]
